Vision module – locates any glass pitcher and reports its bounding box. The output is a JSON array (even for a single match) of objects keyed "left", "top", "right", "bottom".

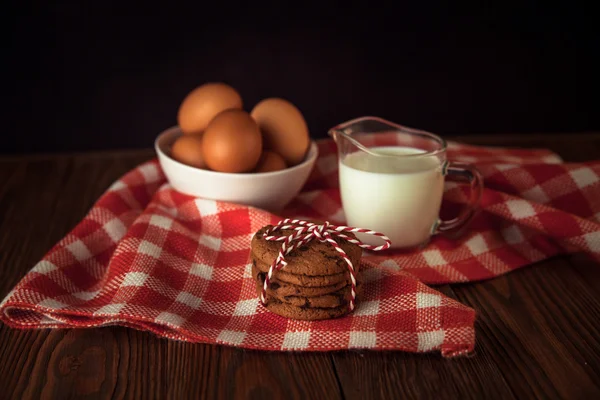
[{"left": 329, "top": 116, "right": 483, "bottom": 250}]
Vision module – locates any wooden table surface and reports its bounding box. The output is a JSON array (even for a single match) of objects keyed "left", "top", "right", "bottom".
[{"left": 1, "top": 133, "right": 600, "bottom": 399}]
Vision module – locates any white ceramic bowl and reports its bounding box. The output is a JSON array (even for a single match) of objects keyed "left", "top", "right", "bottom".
[{"left": 155, "top": 126, "right": 318, "bottom": 211}]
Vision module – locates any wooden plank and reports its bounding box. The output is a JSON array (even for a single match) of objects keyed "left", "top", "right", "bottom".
[
  {"left": 0, "top": 326, "right": 53, "bottom": 398},
  {"left": 2, "top": 131, "right": 599, "bottom": 163},
  {"left": 0, "top": 326, "right": 344, "bottom": 399},
  {"left": 454, "top": 134, "right": 600, "bottom": 163},
  {"left": 331, "top": 286, "right": 517, "bottom": 400},
  {"left": 202, "top": 348, "right": 342, "bottom": 399},
  {"left": 450, "top": 258, "right": 600, "bottom": 399},
  {"left": 568, "top": 253, "right": 600, "bottom": 294},
  {"left": 332, "top": 350, "right": 518, "bottom": 400}
]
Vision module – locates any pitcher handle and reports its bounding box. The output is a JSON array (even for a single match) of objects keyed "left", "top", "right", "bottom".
[{"left": 432, "top": 162, "right": 484, "bottom": 236}]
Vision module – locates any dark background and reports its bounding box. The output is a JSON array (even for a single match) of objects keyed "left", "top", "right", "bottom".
[{"left": 2, "top": 2, "right": 598, "bottom": 154}]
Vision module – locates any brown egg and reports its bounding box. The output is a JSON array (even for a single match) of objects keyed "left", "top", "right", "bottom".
[
  {"left": 254, "top": 151, "right": 287, "bottom": 173},
  {"left": 177, "top": 83, "right": 243, "bottom": 136},
  {"left": 170, "top": 135, "right": 207, "bottom": 169},
  {"left": 250, "top": 98, "right": 310, "bottom": 166},
  {"left": 202, "top": 110, "right": 262, "bottom": 173}
]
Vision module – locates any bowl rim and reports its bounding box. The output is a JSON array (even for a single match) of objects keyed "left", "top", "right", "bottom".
[{"left": 155, "top": 125, "right": 319, "bottom": 178}]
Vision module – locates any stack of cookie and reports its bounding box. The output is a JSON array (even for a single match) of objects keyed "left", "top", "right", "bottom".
[{"left": 250, "top": 225, "right": 363, "bottom": 320}]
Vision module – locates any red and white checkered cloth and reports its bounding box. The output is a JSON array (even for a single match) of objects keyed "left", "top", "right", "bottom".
[{"left": 1, "top": 138, "right": 599, "bottom": 358}]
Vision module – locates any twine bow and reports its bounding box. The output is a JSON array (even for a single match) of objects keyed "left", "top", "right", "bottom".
[{"left": 260, "top": 219, "right": 391, "bottom": 311}]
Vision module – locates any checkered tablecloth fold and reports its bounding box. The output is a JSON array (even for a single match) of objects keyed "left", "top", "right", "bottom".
[{"left": 1, "top": 138, "right": 599, "bottom": 358}]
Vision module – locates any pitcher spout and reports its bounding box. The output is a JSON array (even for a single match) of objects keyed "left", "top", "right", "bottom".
[
  {"left": 327, "top": 127, "right": 340, "bottom": 143},
  {"left": 329, "top": 118, "right": 385, "bottom": 158}
]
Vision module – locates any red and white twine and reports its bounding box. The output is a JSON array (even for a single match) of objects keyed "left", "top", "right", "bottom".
[{"left": 260, "top": 219, "right": 391, "bottom": 311}]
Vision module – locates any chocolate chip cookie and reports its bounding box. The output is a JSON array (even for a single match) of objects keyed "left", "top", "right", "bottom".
[
  {"left": 262, "top": 299, "right": 351, "bottom": 321},
  {"left": 252, "top": 260, "right": 350, "bottom": 287},
  {"left": 255, "top": 280, "right": 360, "bottom": 308},
  {"left": 251, "top": 225, "right": 362, "bottom": 276},
  {"left": 253, "top": 265, "right": 349, "bottom": 297}
]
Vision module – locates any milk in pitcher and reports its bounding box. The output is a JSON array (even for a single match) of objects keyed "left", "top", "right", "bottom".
[{"left": 339, "top": 146, "right": 444, "bottom": 248}]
